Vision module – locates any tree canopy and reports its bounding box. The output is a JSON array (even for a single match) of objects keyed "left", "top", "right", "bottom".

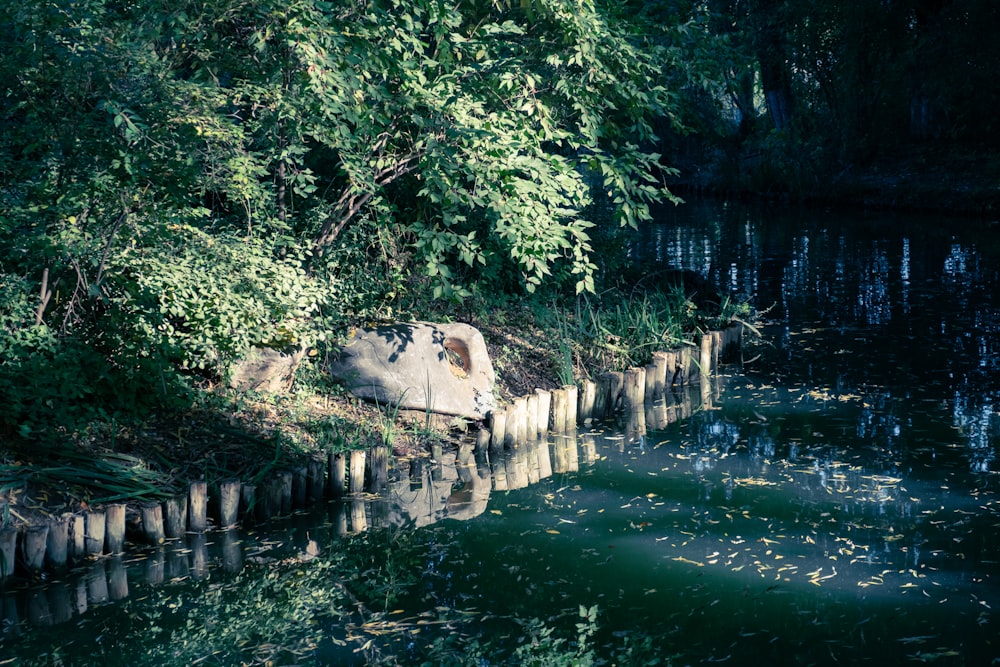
[{"left": 1, "top": 0, "right": 702, "bottom": 431}]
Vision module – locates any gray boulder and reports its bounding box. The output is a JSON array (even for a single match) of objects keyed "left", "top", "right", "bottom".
[{"left": 327, "top": 322, "right": 496, "bottom": 420}]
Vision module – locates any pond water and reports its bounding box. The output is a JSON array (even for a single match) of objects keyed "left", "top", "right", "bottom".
[{"left": 3, "top": 200, "right": 1000, "bottom": 665}]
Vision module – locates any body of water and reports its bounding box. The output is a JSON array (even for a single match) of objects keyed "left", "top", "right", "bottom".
[{"left": 3, "top": 200, "right": 999, "bottom": 665}]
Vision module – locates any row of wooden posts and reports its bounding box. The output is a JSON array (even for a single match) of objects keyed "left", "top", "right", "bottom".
[
  {"left": 0, "top": 446, "right": 389, "bottom": 581},
  {"left": 477, "top": 325, "right": 742, "bottom": 451},
  {"left": 0, "top": 324, "right": 742, "bottom": 581}
]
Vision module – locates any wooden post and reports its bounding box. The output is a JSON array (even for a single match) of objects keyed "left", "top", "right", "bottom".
[
  {"left": 164, "top": 494, "right": 187, "bottom": 538},
  {"left": 564, "top": 384, "right": 578, "bottom": 431},
  {"left": 0, "top": 527, "right": 16, "bottom": 579},
  {"left": 240, "top": 484, "right": 257, "bottom": 524},
  {"left": 622, "top": 367, "right": 646, "bottom": 411},
  {"left": 329, "top": 451, "right": 347, "bottom": 499},
  {"left": 525, "top": 394, "right": 539, "bottom": 441},
  {"left": 711, "top": 330, "right": 722, "bottom": 373},
  {"left": 578, "top": 379, "right": 596, "bottom": 425},
  {"left": 219, "top": 479, "right": 241, "bottom": 528},
  {"left": 259, "top": 478, "right": 282, "bottom": 521},
  {"left": 141, "top": 502, "right": 165, "bottom": 545},
  {"left": 105, "top": 503, "right": 126, "bottom": 554},
  {"left": 22, "top": 525, "right": 49, "bottom": 573},
  {"left": 368, "top": 446, "right": 389, "bottom": 492},
  {"left": 85, "top": 510, "right": 106, "bottom": 556},
  {"left": 651, "top": 351, "right": 669, "bottom": 396},
  {"left": 475, "top": 428, "right": 491, "bottom": 452},
  {"left": 292, "top": 466, "right": 308, "bottom": 509},
  {"left": 70, "top": 515, "right": 85, "bottom": 562},
  {"left": 45, "top": 516, "right": 69, "bottom": 572},
  {"left": 606, "top": 372, "right": 624, "bottom": 415},
  {"left": 348, "top": 450, "right": 366, "bottom": 495},
  {"left": 278, "top": 470, "right": 293, "bottom": 514},
  {"left": 189, "top": 481, "right": 208, "bottom": 532},
  {"left": 593, "top": 373, "right": 612, "bottom": 419},
  {"left": 550, "top": 387, "right": 568, "bottom": 433},
  {"left": 307, "top": 458, "right": 325, "bottom": 503},
  {"left": 489, "top": 408, "right": 507, "bottom": 452},
  {"left": 535, "top": 389, "right": 551, "bottom": 434},
  {"left": 510, "top": 397, "right": 528, "bottom": 447},
  {"left": 699, "top": 333, "right": 712, "bottom": 379}
]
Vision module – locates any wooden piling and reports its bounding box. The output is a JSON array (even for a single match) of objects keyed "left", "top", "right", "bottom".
[
  {"left": 329, "top": 451, "right": 346, "bottom": 499},
  {"left": 509, "top": 397, "right": 527, "bottom": 447},
  {"left": 292, "top": 466, "right": 308, "bottom": 509},
  {"left": 22, "top": 524, "right": 49, "bottom": 573},
  {"left": 368, "top": 446, "right": 389, "bottom": 492},
  {"left": 535, "top": 389, "right": 551, "bottom": 434},
  {"left": 141, "top": 502, "right": 165, "bottom": 545},
  {"left": 564, "top": 384, "right": 578, "bottom": 431},
  {"left": 105, "top": 503, "right": 126, "bottom": 554},
  {"left": 623, "top": 367, "right": 646, "bottom": 411},
  {"left": 578, "top": 379, "right": 596, "bottom": 424},
  {"left": 278, "top": 470, "right": 293, "bottom": 514},
  {"left": 84, "top": 510, "right": 106, "bottom": 557},
  {"left": 307, "top": 458, "right": 325, "bottom": 503},
  {"left": 651, "top": 351, "right": 669, "bottom": 395},
  {"left": 550, "top": 387, "right": 568, "bottom": 433},
  {"left": 240, "top": 484, "right": 257, "bottom": 524},
  {"left": 70, "top": 515, "right": 85, "bottom": 561},
  {"left": 189, "top": 481, "right": 208, "bottom": 532},
  {"left": 475, "top": 428, "right": 491, "bottom": 452},
  {"left": 164, "top": 494, "right": 187, "bottom": 538},
  {"left": 699, "top": 333, "right": 712, "bottom": 378},
  {"left": 45, "top": 516, "right": 69, "bottom": 572},
  {"left": 348, "top": 450, "right": 366, "bottom": 495},
  {"left": 489, "top": 409, "right": 507, "bottom": 452},
  {"left": 0, "top": 527, "right": 16, "bottom": 579},
  {"left": 219, "top": 479, "right": 241, "bottom": 528}
]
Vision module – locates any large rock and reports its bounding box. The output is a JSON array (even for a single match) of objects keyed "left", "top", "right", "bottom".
[{"left": 327, "top": 322, "right": 496, "bottom": 420}]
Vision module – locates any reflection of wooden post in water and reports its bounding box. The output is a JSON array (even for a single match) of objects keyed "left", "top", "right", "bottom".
[
  {"left": 189, "top": 481, "right": 208, "bottom": 532},
  {"left": 625, "top": 407, "right": 646, "bottom": 447},
  {"left": 86, "top": 560, "right": 109, "bottom": 605},
  {"left": 700, "top": 373, "right": 713, "bottom": 407},
  {"left": 166, "top": 542, "right": 188, "bottom": 580},
  {"left": 27, "top": 589, "right": 51, "bottom": 626},
  {"left": 579, "top": 433, "right": 598, "bottom": 465},
  {"left": 368, "top": 446, "right": 389, "bottom": 492},
  {"left": 525, "top": 442, "right": 540, "bottom": 484},
  {"left": 330, "top": 501, "right": 348, "bottom": 537},
  {"left": 2, "top": 592, "right": 21, "bottom": 634},
  {"left": 222, "top": 528, "right": 242, "bottom": 573},
  {"left": 535, "top": 389, "right": 551, "bottom": 435},
  {"left": 329, "top": 451, "right": 346, "bottom": 499},
  {"left": 144, "top": 548, "right": 165, "bottom": 586},
  {"left": 85, "top": 510, "right": 106, "bottom": 557},
  {"left": 349, "top": 500, "right": 367, "bottom": 533},
  {"left": 190, "top": 532, "right": 208, "bottom": 580},
  {"left": 551, "top": 436, "right": 579, "bottom": 473},
  {"left": 141, "top": 502, "right": 166, "bottom": 545},
  {"left": 105, "top": 504, "right": 126, "bottom": 554},
  {"left": 536, "top": 440, "right": 553, "bottom": 479},
  {"left": 165, "top": 494, "right": 187, "bottom": 538},
  {"left": 46, "top": 516, "right": 69, "bottom": 572},
  {"left": 108, "top": 556, "right": 128, "bottom": 601},
  {"left": 47, "top": 581, "right": 73, "bottom": 625},
  {"left": 578, "top": 379, "right": 596, "bottom": 424},
  {"left": 505, "top": 450, "right": 528, "bottom": 490},
  {"left": 219, "top": 479, "right": 241, "bottom": 528},
  {"left": 22, "top": 525, "right": 49, "bottom": 573},
  {"left": 491, "top": 454, "right": 509, "bottom": 491}
]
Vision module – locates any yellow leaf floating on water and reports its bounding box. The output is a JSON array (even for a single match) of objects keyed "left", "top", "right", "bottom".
[
  {"left": 546, "top": 529, "right": 560, "bottom": 534},
  {"left": 673, "top": 556, "right": 705, "bottom": 567}
]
